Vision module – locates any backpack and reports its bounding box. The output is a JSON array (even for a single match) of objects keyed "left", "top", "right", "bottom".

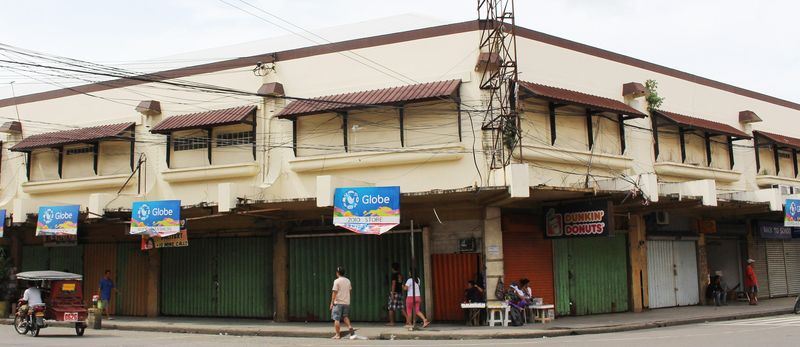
[{"left": 494, "top": 277, "right": 505, "bottom": 301}]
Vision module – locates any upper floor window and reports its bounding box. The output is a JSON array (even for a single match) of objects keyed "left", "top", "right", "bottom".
[
  {"left": 216, "top": 131, "right": 253, "bottom": 147},
  {"left": 173, "top": 136, "right": 209, "bottom": 151}
]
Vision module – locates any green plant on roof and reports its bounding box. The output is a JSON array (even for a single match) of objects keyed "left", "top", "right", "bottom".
[{"left": 644, "top": 79, "right": 664, "bottom": 113}]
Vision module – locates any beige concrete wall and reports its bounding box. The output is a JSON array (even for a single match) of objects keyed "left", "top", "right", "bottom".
[
  {"left": 429, "top": 219, "right": 482, "bottom": 254},
  {"left": 296, "top": 113, "right": 344, "bottom": 157},
  {"left": 30, "top": 148, "right": 59, "bottom": 181},
  {"left": 212, "top": 123, "right": 256, "bottom": 166},
  {"left": 62, "top": 145, "right": 94, "bottom": 179},
  {"left": 99, "top": 141, "right": 133, "bottom": 176},
  {"left": 404, "top": 101, "right": 460, "bottom": 147}
]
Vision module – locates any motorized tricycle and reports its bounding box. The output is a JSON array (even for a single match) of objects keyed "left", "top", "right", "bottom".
[{"left": 13, "top": 271, "right": 88, "bottom": 337}]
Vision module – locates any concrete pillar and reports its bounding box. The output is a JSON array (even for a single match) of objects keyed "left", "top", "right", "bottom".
[
  {"left": 627, "top": 214, "right": 648, "bottom": 312},
  {"left": 422, "top": 226, "right": 433, "bottom": 320},
  {"left": 10, "top": 228, "right": 22, "bottom": 269},
  {"left": 273, "top": 228, "right": 288, "bottom": 322},
  {"left": 696, "top": 233, "right": 709, "bottom": 305},
  {"left": 146, "top": 249, "right": 160, "bottom": 317},
  {"left": 483, "top": 207, "right": 504, "bottom": 303}
]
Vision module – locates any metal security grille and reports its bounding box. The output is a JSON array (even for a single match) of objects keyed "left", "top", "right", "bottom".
[
  {"left": 173, "top": 136, "right": 209, "bottom": 151},
  {"left": 65, "top": 146, "right": 93, "bottom": 155},
  {"left": 216, "top": 131, "right": 253, "bottom": 147}
]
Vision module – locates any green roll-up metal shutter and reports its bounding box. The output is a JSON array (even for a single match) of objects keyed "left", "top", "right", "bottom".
[
  {"left": 554, "top": 235, "right": 628, "bottom": 316},
  {"left": 49, "top": 246, "right": 83, "bottom": 274},
  {"left": 21, "top": 246, "right": 48, "bottom": 272},
  {"left": 116, "top": 243, "right": 149, "bottom": 316},
  {"left": 21, "top": 245, "right": 83, "bottom": 274},
  {"left": 161, "top": 238, "right": 216, "bottom": 316},
  {"left": 161, "top": 237, "right": 273, "bottom": 318},
  {"left": 288, "top": 232, "right": 424, "bottom": 322},
  {"left": 217, "top": 237, "right": 273, "bottom": 318}
]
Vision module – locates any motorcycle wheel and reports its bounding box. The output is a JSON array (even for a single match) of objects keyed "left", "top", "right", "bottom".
[
  {"left": 13, "top": 316, "right": 28, "bottom": 335},
  {"left": 794, "top": 296, "right": 800, "bottom": 314},
  {"left": 30, "top": 326, "right": 40, "bottom": 337},
  {"left": 75, "top": 323, "right": 86, "bottom": 336}
]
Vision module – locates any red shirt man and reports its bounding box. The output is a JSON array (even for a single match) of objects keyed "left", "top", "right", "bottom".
[{"left": 745, "top": 259, "right": 758, "bottom": 305}]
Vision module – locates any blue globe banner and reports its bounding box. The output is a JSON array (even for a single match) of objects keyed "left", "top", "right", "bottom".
[
  {"left": 131, "top": 200, "right": 181, "bottom": 237},
  {"left": 333, "top": 186, "right": 400, "bottom": 235}
]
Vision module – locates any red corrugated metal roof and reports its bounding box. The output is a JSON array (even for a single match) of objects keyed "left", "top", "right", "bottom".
[
  {"left": 277, "top": 80, "right": 461, "bottom": 118},
  {"left": 150, "top": 105, "right": 256, "bottom": 133},
  {"left": 11, "top": 122, "right": 134, "bottom": 152},
  {"left": 518, "top": 81, "right": 647, "bottom": 117},
  {"left": 653, "top": 110, "right": 750, "bottom": 139},
  {"left": 754, "top": 130, "right": 800, "bottom": 149}
]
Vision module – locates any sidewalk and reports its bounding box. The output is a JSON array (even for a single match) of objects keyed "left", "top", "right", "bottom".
[{"left": 3, "top": 297, "right": 796, "bottom": 340}]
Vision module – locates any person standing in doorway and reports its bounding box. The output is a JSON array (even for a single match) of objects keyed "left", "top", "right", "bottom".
[
  {"left": 745, "top": 259, "right": 759, "bottom": 305},
  {"left": 99, "top": 270, "right": 118, "bottom": 320},
  {"left": 403, "top": 272, "right": 430, "bottom": 328},
  {"left": 330, "top": 266, "right": 354, "bottom": 339},
  {"left": 386, "top": 262, "right": 406, "bottom": 326}
]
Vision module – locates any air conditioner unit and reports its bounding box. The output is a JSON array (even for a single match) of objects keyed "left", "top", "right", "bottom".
[
  {"left": 656, "top": 211, "right": 670, "bottom": 225},
  {"left": 772, "top": 184, "right": 793, "bottom": 196}
]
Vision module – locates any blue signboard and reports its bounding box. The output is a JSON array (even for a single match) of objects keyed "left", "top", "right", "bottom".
[
  {"left": 333, "top": 186, "right": 400, "bottom": 235},
  {"left": 36, "top": 205, "right": 80, "bottom": 236},
  {"left": 785, "top": 199, "right": 800, "bottom": 227},
  {"left": 0, "top": 209, "right": 5, "bottom": 238},
  {"left": 130, "top": 200, "right": 181, "bottom": 237},
  {"left": 759, "top": 221, "right": 793, "bottom": 240}
]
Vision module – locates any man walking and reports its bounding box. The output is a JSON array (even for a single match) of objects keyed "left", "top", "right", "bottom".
[
  {"left": 330, "top": 266, "right": 354, "bottom": 339},
  {"left": 745, "top": 259, "right": 759, "bottom": 305},
  {"left": 99, "top": 270, "right": 117, "bottom": 320}
]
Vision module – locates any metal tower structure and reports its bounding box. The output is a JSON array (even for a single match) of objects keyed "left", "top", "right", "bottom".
[{"left": 477, "top": 0, "right": 519, "bottom": 170}]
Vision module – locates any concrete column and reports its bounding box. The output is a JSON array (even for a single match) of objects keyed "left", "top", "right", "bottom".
[
  {"left": 483, "top": 207, "right": 504, "bottom": 303},
  {"left": 422, "top": 226, "right": 433, "bottom": 320},
  {"left": 10, "top": 228, "right": 22, "bottom": 269},
  {"left": 146, "top": 249, "right": 160, "bottom": 317},
  {"left": 627, "top": 214, "right": 648, "bottom": 312},
  {"left": 273, "top": 228, "right": 288, "bottom": 322},
  {"left": 696, "top": 233, "right": 709, "bottom": 305}
]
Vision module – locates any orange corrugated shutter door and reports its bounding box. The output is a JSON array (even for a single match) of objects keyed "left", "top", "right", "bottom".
[
  {"left": 432, "top": 253, "right": 480, "bottom": 321},
  {"left": 502, "top": 213, "right": 555, "bottom": 305}
]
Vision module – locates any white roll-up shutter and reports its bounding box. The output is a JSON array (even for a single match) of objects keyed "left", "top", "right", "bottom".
[
  {"left": 674, "top": 241, "right": 700, "bottom": 306},
  {"left": 766, "top": 240, "right": 788, "bottom": 297},
  {"left": 647, "top": 240, "right": 677, "bottom": 308},
  {"left": 784, "top": 240, "right": 800, "bottom": 295}
]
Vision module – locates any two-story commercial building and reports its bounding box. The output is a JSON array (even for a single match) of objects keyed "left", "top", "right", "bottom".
[{"left": 0, "top": 19, "right": 798, "bottom": 321}]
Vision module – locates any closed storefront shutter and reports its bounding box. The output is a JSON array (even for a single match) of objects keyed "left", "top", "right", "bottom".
[
  {"left": 83, "top": 244, "right": 117, "bottom": 314},
  {"left": 217, "top": 237, "right": 273, "bottom": 318},
  {"left": 751, "top": 239, "right": 770, "bottom": 298},
  {"left": 116, "top": 243, "right": 149, "bottom": 316},
  {"left": 161, "top": 237, "right": 273, "bottom": 318},
  {"left": 21, "top": 245, "right": 83, "bottom": 274},
  {"left": 785, "top": 241, "right": 800, "bottom": 295},
  {"left": 647, "top": 240, "right": 676, "bottom": 309},
  {"left": 502, "top": 213, "right": 555, "bottom": 306},
  {"left": 288, "top": 232, "right": 423, "bottom": 322},
  {"left": 554, "top": 235, "right": 628, "bottom": 316},
  {"left": 432, "top": 253, "right": 479, "bottom": 321},
  {"left": 646, "top": 240, "right": 699, "bottom": 308},
  {"left": 766, "top": 240, "right": 788, "bottom": 297},
  {"left": 21, "top": 246, "right": 48, "bottom": 272}
]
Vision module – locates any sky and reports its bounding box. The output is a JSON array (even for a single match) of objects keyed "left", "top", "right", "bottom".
[{"left": 0, "top": 0, "right": 798, "bottom": 102}]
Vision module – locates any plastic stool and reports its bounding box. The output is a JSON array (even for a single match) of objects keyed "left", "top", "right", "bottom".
[{"left": 486, "top": 303, "right": 510, "bottom": 327}]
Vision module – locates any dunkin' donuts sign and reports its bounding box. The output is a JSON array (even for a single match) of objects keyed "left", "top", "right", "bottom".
[{"left": 544, "top": 200, "right": 613, "bottom": 238}]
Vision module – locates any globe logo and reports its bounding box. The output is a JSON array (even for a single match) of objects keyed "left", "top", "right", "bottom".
[
  {"left": 138, "top": 204, "right": 151, "bottom": 221},
  {"left": 42, "top": 209, "right": 54, "bottom": 224},
  {"left": 342, "top": 190, "right": 359, "bottom": 210}
]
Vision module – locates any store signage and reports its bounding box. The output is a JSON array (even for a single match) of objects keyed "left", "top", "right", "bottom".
[
  {"left": 333, "top": 186, "right": 400, "bottom": 235},
  {"left": 141, "top": 219, "right": 188, "bottom": 250},
  {"left": 784, "top": 199, "right": 800, "bottom": 227},
  {"left": 130, "top": 200, "right": 181, "bottom": 237},
  {"left": 759, "top": 221, "right": 793, "bottom": 240},
  {"left": 544, "top": 200, "right": 612, "bottom": 238},
  {"left": 0, "top": 209, "right": 5, "bottom": 238},
  {"left": 36, "top": 205, "right": 79, "bottom": 236}
]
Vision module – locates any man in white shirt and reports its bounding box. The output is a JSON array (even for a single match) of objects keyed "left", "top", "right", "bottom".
[
  {"left": 19, "top": 282, "right": 43, "bottom": 317},
  {"left": 330, "top": 266, "right": 354, "bottom": 339}
]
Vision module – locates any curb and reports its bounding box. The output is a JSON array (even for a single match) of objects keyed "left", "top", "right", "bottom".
[{"left": 2, "top": 308, "right": 794, "bottom": 340}]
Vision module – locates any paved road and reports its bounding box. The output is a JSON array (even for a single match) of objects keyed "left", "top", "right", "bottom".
[{"left": 1, "top": 315, "right": 798, "bottom": 347}]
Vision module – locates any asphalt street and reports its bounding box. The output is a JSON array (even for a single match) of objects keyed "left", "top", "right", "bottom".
[{"left": 1, "top": 315, "right": 798, "bottom": 347}]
